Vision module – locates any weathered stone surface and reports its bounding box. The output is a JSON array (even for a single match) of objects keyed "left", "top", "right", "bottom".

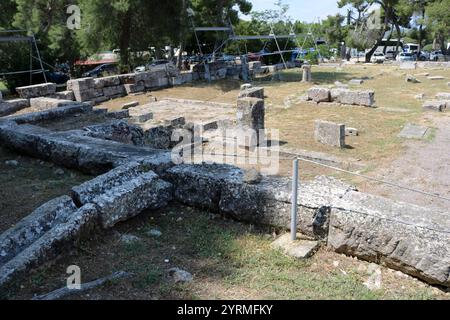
[
  {"left": 315, "top": 120, "right": 345, "bottom": 148},
  {"left": 54, "top": 91, "right": 75, "bottom": 101},
  {"left": 0, "top": 196, "right": 77, "bottom": 265},
  {"left": 406, "top": 75, "right": 420, "bottom": 83},
  {"left": 238, "top": 87, "right": 264, "bottom": 100},
  {"left": 29, "top": 97, "right": 75, "bottom": 110},
  {"left": 73, "top": 163, "right": 173, "bottom": 228},
  {"left": 107, "top": 109, "right": 130, "bottom": 119},
  {"left": 307, "top": 87, "right": 330, "bottom": 103},
  {"left": 302, "top": 65, "right": 312, "bottom": 83},
  {"left": 345, "top": 127, "right": 359, "bottom": 136},
  {"left": 422, "top": 100, "right": 447, "bottom": 112},
  {"left": 102, "top": 85, "right": 126, "bottom": 98},
  {"left": 0, "top": 123, "right": 173, "bottom": 174},
  {"left": 6, "top": 103, "right": 92, "bottom": 124},
  {"left": 333, "top": 89, "right": 375, "bottom": 107},
  {"left": 428, "top": 76, "right": 445, "bottom": 80},
  {"left": 122, "top": 101, "right": 139, "bottom": 110},
  {"left": 129, "top": 108, "right": 154, "bottom": 123},
  {"left": 328, "top": 191, "right": 450, "bottom": 287},
  {"left": 94, "top": 76, "right": 121, "bottom": 89},
  {"left": 0, "top": 99, "right": 29, "bottom": 117},
  {"left": 165, "top": 164, "right": 354, "bottom": 239},
  {"left": 163, "top": 117, "right": 185, "bottom": 127},
  {"left": 83, "top": 120, "right": 145, "bottom": 146},
  {"left": 236, "top": 97, "right": 265, "bottom": 145},
  {"left": 240, "top": 83, "right": 252, "bottom": 90},
  {"left": 143, "top": 125, "right": 174, "bottom": 149},
  {"left": 271, "top": 234, "right": 320, "bottom": 259},
  {"left": 349, "top": 79, "right": 364, "bottom": 85},
  {"left": 124, "top": 83, "right": 144, "bottom": 94},
  {"left": 0, "top": 204, "right": 99, "bottom": 288},
  {"left": 398, "top": 123, "right": 429, "bottom": 139},
  {"left": 435, "top": 92, "right": 450, "bottom": 100},
  {"left": 168, "top": 268, "right": 193, "bottom": 283},
  {"left": 16, "top": 83, "right": 57, "bottom": 99}
]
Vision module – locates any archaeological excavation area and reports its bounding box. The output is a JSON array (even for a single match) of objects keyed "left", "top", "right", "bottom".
[{"left": 0, "top": 62, "right": 449, "bottom": 300}]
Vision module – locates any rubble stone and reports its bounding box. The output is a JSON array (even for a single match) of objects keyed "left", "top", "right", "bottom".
[{"left": 314, "top": 120, "right": 346, "bottom": 148}]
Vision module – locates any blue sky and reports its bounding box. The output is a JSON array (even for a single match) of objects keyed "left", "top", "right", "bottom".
[{"left": 243, "top": 0, "right": 348, "bottom": 22}]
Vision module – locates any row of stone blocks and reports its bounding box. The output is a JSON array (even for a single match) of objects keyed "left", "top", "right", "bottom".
[
  {"left": 422, "top": 93, "right": 450, "bottom": 112},
  {"left": 0, "top": 122, "right": 449, "bottom": 289},
  {"left": 307, "top": 87, "right": 375, "bottom": 107}
]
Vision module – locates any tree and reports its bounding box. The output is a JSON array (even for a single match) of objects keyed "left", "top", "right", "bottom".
[{"left": 426, "top": 0, "right": 450, "bottom": 52}]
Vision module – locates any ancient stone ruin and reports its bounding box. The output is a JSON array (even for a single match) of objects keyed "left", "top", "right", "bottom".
[{"left": 0, "top": 73, "right": 449, "bottom": 293}]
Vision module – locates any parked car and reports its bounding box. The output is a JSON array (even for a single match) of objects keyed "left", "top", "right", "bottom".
[
  {"left": 418, "top": 51, "right": 430, "bottom": 61},
  {"left": 430, "top": 50, "right": 444, "bottom": 61},
  {"left": 385, "top": 50, "right": 397, "bottom": 60},
  {"left": 82, "top": 63, "right": 118, "bottom": 78},
  {"left": 134, "top": 66, "right": 146, "bottom": 73},
  {"left": 371, "top": 52, "right": 386, "bottom": 63},
  {"left": 396, "top": 52, "right": 416, "bottom": 62}
]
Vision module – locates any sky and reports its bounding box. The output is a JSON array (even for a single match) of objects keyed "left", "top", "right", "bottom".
[{"left": 243, "top": 0, "right": 348, "bottom": 23}]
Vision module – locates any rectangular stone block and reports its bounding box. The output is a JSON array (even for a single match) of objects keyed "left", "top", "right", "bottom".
[
  {"left": 122, "top": 101, "right": 139, "bottom": 110},
  {"left": 54, "top": 91, "right": 75, "bottom": 101},
  {"left": 423, "top": 100, "right": 447, "bottom": 112},
  {"left": 328, "top": 191, "right": 450, "bottom": 287},
  {"left": 73, "top": 166, "right": 173, "bottom": 228},
  {"left": 16, "top": 83, "right": 57, "bottom": 99},
  {"left": 334, "top": 89, "right": 375, "bottom": 107},
  {"left": 0, "top": 99, "right": 29, "bottom": 117},
  {"left": 435, "top": 93, "right": 450, "bottom": 100},
  {"left": 307, "top": 87, "right": 331, "bottom": 103},
  {"left": 314, "top": 120, "right": 345, "bottom": 148},
  {"left": 237, "top": 97, "right": 265, "bottom": 145},
  {"left": 124, "top": 83, "right": 144, "bottom": 94},
  {"left": 29, "top": 97, "right": 75, "bottom": 110}
]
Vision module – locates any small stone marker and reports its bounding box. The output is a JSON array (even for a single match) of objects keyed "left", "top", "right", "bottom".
[
  {"left": 398, "top": 123, "right": 429, "bottom": 139},
  {"left": 122, "top": 101, "right": 139, "bottom": 110},
  {"left": 168, "top": 268, "right": 193, "bottom": 283},
  {"left": 349, "top": 79, "right": 364, "bottom": 85},
  {"left": 271, "top": 233, "right": 320, "bottom": 259},
  {"left": 345, "top": 127, "right": 359, "bottom": 136},
  {"left": 315, "top": 120, "right": 346, "bottom": 148},
  {"left": 302, "top": 65, "right": 312, "bottom": 83}
]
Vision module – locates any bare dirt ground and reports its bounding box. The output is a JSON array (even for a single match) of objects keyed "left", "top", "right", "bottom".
[{"left": 360, "top": 113, "right": 450, "bottom": 210}]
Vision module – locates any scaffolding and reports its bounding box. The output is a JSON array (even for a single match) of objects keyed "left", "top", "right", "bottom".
[{"left": 0, "top": 30, "right": 47, "bottom": 84}]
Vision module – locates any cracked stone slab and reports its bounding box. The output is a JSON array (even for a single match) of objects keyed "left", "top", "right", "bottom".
[
  {"left": 398, "top": 123, "right": 429, "bottom": 139},
  {"left": 328, "top": 191, "right": 450, "bottom": 287}
]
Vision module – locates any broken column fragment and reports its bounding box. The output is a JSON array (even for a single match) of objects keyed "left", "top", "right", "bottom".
[{"left": 236, "top": 97, "right": 265, "bottom": 146}]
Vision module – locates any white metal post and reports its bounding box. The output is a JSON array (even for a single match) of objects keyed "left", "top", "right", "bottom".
[{"left": 291, "top": 158, "right": 299, "bottom": 241}]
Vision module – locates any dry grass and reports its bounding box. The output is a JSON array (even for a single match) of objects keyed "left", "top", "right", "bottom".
[{"left": 5, "top": 204, "right": 449, "bottom": 300}]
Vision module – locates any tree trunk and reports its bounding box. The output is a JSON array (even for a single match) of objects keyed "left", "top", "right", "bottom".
[
  {"left": 119, "top": 10, "right": 132, "bottom": 69},
  {"left": 177, "top": 0, "right": 187, "bottom": 69}
]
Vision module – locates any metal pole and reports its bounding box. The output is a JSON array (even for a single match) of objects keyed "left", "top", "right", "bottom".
[{"left": 291, "top": 158, "right": 299, "bottom": 241}]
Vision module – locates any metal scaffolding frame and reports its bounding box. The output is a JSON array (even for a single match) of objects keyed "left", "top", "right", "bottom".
[{"left": 0, "top": 30, "right": 47, "bottom": 84}]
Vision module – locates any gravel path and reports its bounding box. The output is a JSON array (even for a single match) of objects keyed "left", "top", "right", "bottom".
[{"left": 364, "top": 114, "right": 450, "bottom": 211}]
